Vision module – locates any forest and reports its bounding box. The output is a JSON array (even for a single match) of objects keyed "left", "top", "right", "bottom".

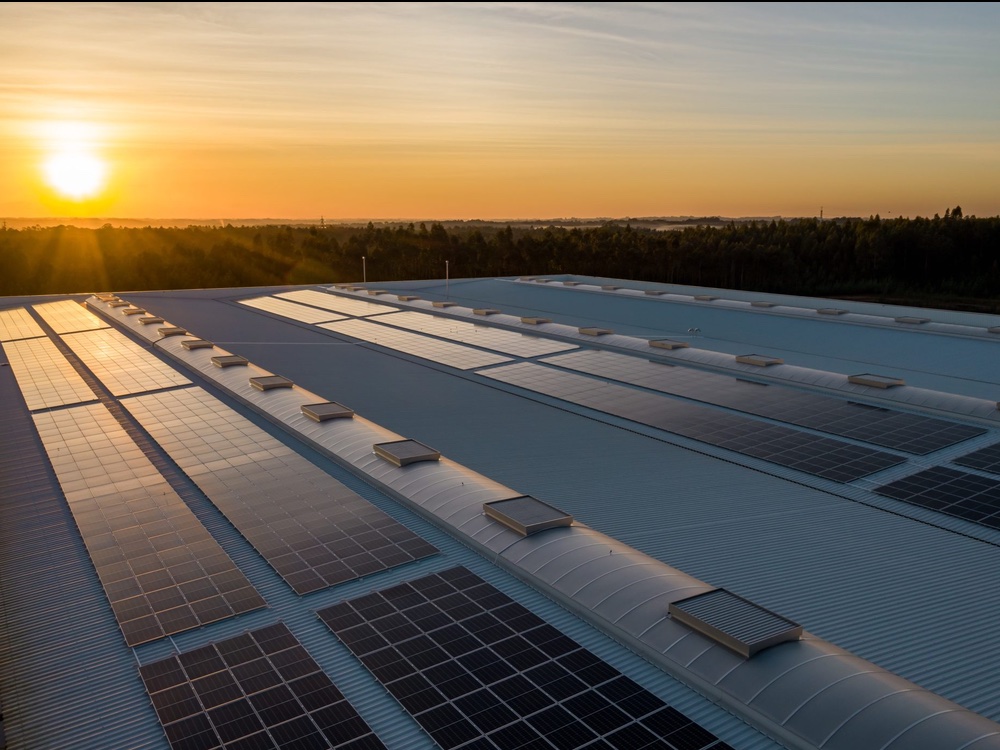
[{"left": 2, "top": 210, "right": 999, "bottom": 313}]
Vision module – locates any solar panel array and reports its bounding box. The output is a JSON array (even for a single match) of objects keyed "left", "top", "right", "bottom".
[
  {"left": 32, "top": 299, "right": 109, "bottom": 334},
  {"left": 482, "top": 363, "right": 905, "bottom": 482},
  {"left": 33, "top": 403, "right": 264, "bottom": 645},
  {"left": 375, "top": 311, "right": 577, "bottom": 358},
  {"left": 3, "top": 336, "right": 97, "bottom": 410},
  {"left": 61, "top": 328, "right": 192, "bottom": 395},
  {"left": 0, "top": 306, "right": 45, "bottom": 341},
  {"left": 278, "top": 289, "right": 398, "bottom": 317},
  {"left": 139, "top": 623, "right": 387, "bottom": 750},
  {"left": 319, "top": 567, "right": 727, "bottom": 750},
  {"left": 123, "top": 388, "right": 438, "bottom": 595},
  {"left": 238, "top": 296, "right": 347, "bottom": 325},
  {"left": 875, "top": 466, "right": 1000, "bottom": 529},
  {"left": 543, "top": 350, "right": 983, "bottom": 455},
  {"left": 320, "top": 319, "right": 512, "bottom": 371},
  {"left": 955, "top": 442, "right": 1000, "bottom": 476}
]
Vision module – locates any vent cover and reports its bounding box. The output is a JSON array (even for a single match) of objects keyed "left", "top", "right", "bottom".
[
  {"left": 483, "top": 495, "right": 573, "bottom": 536},
  {"left": 108, "top": 300, "right": 131, "bottom": 308},
  {"left": 579, "top": 327, "right": 613, "bottom": 336},
  {"left": 735, "top": 354, "right": 784, "bottom": 367},
  {"left": 694, "top": 295, "right": 717, "bottom": 301},
  {"left": 181, "top": 339, "right": 215, "bottom": 350},
  {"left": 751, "top": 300, "right": 775, "bottom": 308},
  {"left": 122, "top": 308, "right": 146, "bottom": 315},
  {"left": 211, "top": 355, "right": 249, "bottom": 368},
  {"left": 644, "top": 290, "right": 664, "bottom": 296},
  {"left": 432, "top": 301, "right": 457, "bottom": 308},
  {"left": 95, "top": 293, "right": 117, "bottom": 302},
  {"left": 473, "top": 308, "right": 500, "bottom": 316},
  {"left": 158, "top": 327, "right": 187, "bottom": 337},
  {"left": 989, "top": 327, "right": 1000, "bottom": 334},
  {"left": 669, "top": 588, "right": 802, "bottom": 658},
  {"left": 397, "top": 295, "right": 420, "bottom": 301},
  {"left": 563, "top": 281, "right": 581, "bottom": 286},
  {"left": 601, "top": 285, "right": 620, "bottom": 291},
  {"left": 301, "top": 401, "right": 355, "bottom": 421},
  {"left": 138, "top": 316, "right": 165, "bottom": 325},
  {"left": 520, "top": 317, "right": 551, "bottom": 325},
  {"left": 895, "top": 316, "right": 929, "bottom": 325},
  {"left": 817, "top": 308, "right": 847, "bottom": 315},
  {"left": 849, "top": 373, "right": 905, "bottom": 389},
  {"left": 249, "top": 375, "right": 293, "bottom": 391},
  {"left": 649, "top": 339, "right": 690, "bottom": 350},
  {"left": 373, "top": 439, "right": 441, "bottom": 467}
]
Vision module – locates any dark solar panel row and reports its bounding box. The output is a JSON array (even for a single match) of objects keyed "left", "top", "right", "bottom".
[
  {"left": 542, "top": 351, "right": 984, "bottom": 455},
  {"left": 482, "top": 363, "right": 905, "bottom": 483},
  {"left": 319, "top": 567, "right": 726, "bottom": 750},
  {"left": 139, "top": 623, "right": 386, "bottom": 750},
  {"left": 875, "top": 466, "right": 1000, "bottom": 529},
  {"left": 955, "top": 441, "right": 1000, "bottom": 476}
]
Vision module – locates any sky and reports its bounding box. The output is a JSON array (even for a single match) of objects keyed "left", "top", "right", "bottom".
[{"left": 2, "top": 2, "right": 999, "bottom": 220}]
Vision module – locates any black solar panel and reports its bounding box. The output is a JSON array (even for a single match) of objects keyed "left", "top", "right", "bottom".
[
  {"left": 482, "top": 363, "right": 905, "bottom": 483},
  {"left": 955, "top": 442, "right": 1000, "bottom": 476},
  {"left": 875, "top": 466, "right": 1000, "bottom": 529},
  {"left": 138, "top": 623, "right": 387, "bottom": 750},
  {"left": 318, "top": 567, "right": 725, "bottom": 750}
]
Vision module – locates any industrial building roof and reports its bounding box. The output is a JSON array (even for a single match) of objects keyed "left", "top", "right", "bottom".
[{"left": 3, "top": 274, "right": 1000, "bottom": 750}]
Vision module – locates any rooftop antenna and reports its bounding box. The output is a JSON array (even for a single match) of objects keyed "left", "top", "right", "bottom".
[
  {"left": 362, "top": 256, "right": 366, "bottom": 284},
  {"left": 445, "top": 260, "right": 450, "bottom": 297},
  {"left": 320, "top": 216, "right": 325, "bottom": 228}
]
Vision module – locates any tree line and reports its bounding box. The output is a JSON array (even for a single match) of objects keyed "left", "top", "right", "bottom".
[{"left": 2, "top": 211, "right": 999, "bottom": 312}]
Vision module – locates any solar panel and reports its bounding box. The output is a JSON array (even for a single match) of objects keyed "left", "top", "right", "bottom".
[
  {"left": 60, "top": 328, "right": 192, "bottom": 396},
  {"left": 237, "top": 295, "right": 348, "bottom": 324},
  {"left": 138, "top": 623, "right": 386, "bottom": 750},
  {"left": 371, "top": 311, "right": 577, "bottom": 357},
  {"left": 123, "top": 388, "right": 438, "bottom": 595},
  {"left": 875, "top": 466, "right": 1000, "bottom": 529},
  {"left": 3, "top": 336, "right": 98, "bottom": 410},
  {"left": 955, "top": 442, "right": 1000, "bottom": 476},
  {"left": 542, "top": 350, "right": 983, "bottom": 455},
  {"left": 319, "top": 319, "right": 512, "bottom": 371},
  {"left": 279, "top": 289, "right": 399, "bottom": 317},
  {"left": 0, "top": 307, "right": 46, "bottom": 341},
  {"left": 32, "top": 299, "right": 110, "bottom": 334},
  {"left": 482, "top": 362, "right": 905, "bottom": 483},
  {"left": 33, "top": 403, "right": 264, "bottom": 646},
  {"left": 318, "top": 567, "right": 724, "bottom": 750}
]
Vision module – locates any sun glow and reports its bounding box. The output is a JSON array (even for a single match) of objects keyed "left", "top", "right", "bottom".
[{"left": 39, "top": 121, "right": 109, "bottom": 201}]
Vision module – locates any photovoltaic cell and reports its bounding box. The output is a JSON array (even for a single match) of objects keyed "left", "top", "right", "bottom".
[
  {"left": 139, "top": 623, "right": 386, "bottom": 750},
  {"left": 373, "top": 311, "right": 577, "bottom": 358},
  {"left": 61, "top": 328, "right": 191, "bottom": 396},
  {"left": 279, "top": 289, "right": 399, "bottom": 317},
  {"left": 319, "top": 567, "right": 724, "bottom": 750},
  {"left": 3, "top": 336, "right": 97, "bottom": 410},
  {"left": 875, "top": 466, "right": 1000, "bottom": 529},
  {"left": 123, "top": 388, "right": 438, "bottom": 595},
  {"left": 33, "top": 403, "right": 264, "bottom": 646},
  {"left": 32, "top": 299, "right": 109, "bottom": 334},
  {"left": 542, "top": 350, "right": 983, "bottom": 455},
  {"left": 319, "top": 319, "right": 512, "bottom": 371},
  {"left": 482, "top": 362, "right": 905, "bottom": 482},
  {"left": 955, "top": 442, "right": 1000, "bottom": 476},
  {"left": 237, "top": 296, "right": 348, "bottom": 324},
  {"left": 0, "top": 307, "right": 46, "bottom": 341}
]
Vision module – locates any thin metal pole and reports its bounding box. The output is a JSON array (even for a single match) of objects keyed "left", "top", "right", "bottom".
[
  {"left": 445, "top": 260, "right": 449, "bottom": 297},
  {"left": 362, "top": 256, "right": 366, "bottom": 283}
]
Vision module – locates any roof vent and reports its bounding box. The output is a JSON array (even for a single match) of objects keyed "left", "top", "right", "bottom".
[
  {"left": 373, "top": 439, "right": 440, "bottom": 467},
  {"left": 95, "top": 293, "right": 117, "bottom": 301},
  {"left": 817, "top": 308, "right": 847, "bottom": 315},
  {"left": 518, "top": 276, "right": 538, "bottom": 281},
  {"left": 138, "top": 316, "right": 165, "bottom": 325},
  {"left": 484, "top": 495, "right": 574, "bottom": 536},
  {"left": 301, "top": 402, "right": 355, "bottom": 421},
  {"left": 735, "top": 354, "right": 784, "bottom": 367},
  {"left": 249, "top": 375, "right": 293, "bottom": 391},
  {"left": 988, "top": 327, "right": 1000, "bottom": 334},
  {"left": 122, "top": 308, "right": 146, "bottom": 315},
  {"left": 601, "top": 285, "right": 620, "bottom": 291},
  {"left": 895, "top": 316, "right": 929, "bottom": 325},
  {"left": 669, "top": 589, "right": 802, "bottom": 658},
  {"left": 694, "top": 295, "right": 717, "bottom": 301},
  {"left": 158, "top": 327, "right": 187, "bottom": 337},
  {"left": 211, "top": 355, "right": 249, "bottom": 368},
  {"left": 751, "top": 300, "right": 775, "bottom": 308},
  {"left": 366, "top": 289, "right": 389, "bottom": 296},
  {"left": 181, "top": 339, "right": 215, "bottom": 350},
  {"left": 520, "top": 317, "right": 550, "bottom": 325},
  {"left": 563, "top": 281, "right": 581, "bottom": 286},
  {"left": 849, "top": 373, "right": 905, "bottom": 389},
  {"left": 473, "top": 308, "right": 500, "bottom": 316},
  {"left": 397, "top": 295, "right": 420, "bottom": 301},
  {"left": 644, "top": 290, "right": 664, "bottom": 296},
  {"left": 333, "top": 283, "right": 353, "bottom": 289},
  {"left": 579, "top": 327, "right": 613, "bottom": 336},
  {"left": 432, "top": 301, "right": 457, "bottom": 308},
  {"left": 649, "top": 339, "right": 690, "bottom": 350},
  {"left": 108, "top": 300, "right": 131, "bottom": 308}
]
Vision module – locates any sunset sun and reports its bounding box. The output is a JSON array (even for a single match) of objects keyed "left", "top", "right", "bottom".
[{"left": 43, "top": 150, "right": 106, "bottom": 200}]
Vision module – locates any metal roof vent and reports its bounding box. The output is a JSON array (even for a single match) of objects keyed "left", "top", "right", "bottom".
[
  {"left": 751, "top": 300, "right": 776, "bottom": 308},
  {"left": 644, "top": 290, "right": 665, "bottom": 296},
  {"left": 484, "top": 495, "right": 573, "bottom": 536},
  {"left": 108, "top": 300, "right": 131, "bottom": 307},
  {"left": 249, "top": 375, "right": 293, "bottom": 391},
  {"left": 181, "top": 339, "right": 215, "bottom": 350},
  {"left": 563, "top": 281, "right": 581, "bottom": 286},
  {"left": 601, "top": 285, "right": 620, "bottom": 291},
  {"left": 95, "top": 293, "right": 117, "bottom": 301},
  {"left": 849, "top": 373, "right": 906, "bottom": 389},
  {"left": 518, "top": 276, "right": 538, "bottom": 281},
  {"left": 669, "top": 589, "right": 802, "bottom": 658},
  {"left": 520, "top": 316, "right": 551, "bottom": 325},
  {"left": 122, "top": 307, "right": 146, "bottom": 315},
  {"left": 579, "top": 327, "right": 613, "bottom": 336},
  {"left": 138, "top": 315, "right": 165, "bottom": 325},
  {"left": 649, "top": 339, "right": 690, "bottom": 350},
  {"left": 366, "top": 289, "right": 389, "bottom": 296},
  {"left": 895, "top": 316, "right": 929, "bottom": 324},
  {"left": 158, "top": 327, "right": 187, "bottom": 337},
  {"left": 333, "top": 283, "right": 353, "bottom": 289},
  {"left": 735, "top": 354, "right": 784, "bottom": 367},
  {"left": 989, "top": 326, "right": 1000, "bottom": 334},
  {"left": 694, "top": 294, "right": 717, "bottom": 301},
  {"left": 301, "top": 402, "right": 355, "bottom": 421},
  {"left": 817, "top": 307, "right": 847, "bottom": 315},
  {"left": 473, "top": 308, "right": 500, "bottom": 316},
  {"left": 432, "top": 301, "right": 457, "bottom": 308},
  {"left": 397, "top": 295, "right": 420, "bottom": 301},
  {"left": 373, "top": 439, "right": 440, "bottom": 467},
  {"left": 211, "top": 355, "right": 249, "bottom": 368}
]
